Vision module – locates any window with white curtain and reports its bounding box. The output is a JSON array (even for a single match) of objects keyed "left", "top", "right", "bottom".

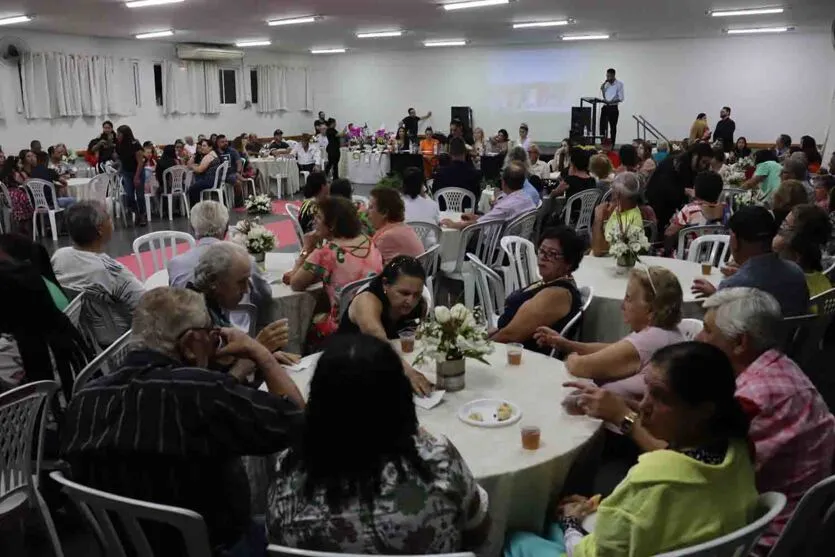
[
  {"left": 219, "top": 68, "right": 237, "bottom": 105},
  {"left": 161, "top": 60, "right": 220, "bottom": 115},
  {"left": 18, "top": 52, "right": 137, "bottom": 119}
]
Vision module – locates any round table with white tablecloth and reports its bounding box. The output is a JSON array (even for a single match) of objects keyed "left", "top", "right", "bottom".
[
  {"left": 245, "top": 343, "right": 601, "bottom": 557},
  {"left": 65, "top": 177, "right": 91, "bottom": 200},
  {"left": 142, "top": 252, "right": 324, "bottom": 355},
  {"left": 248, "top": 157, "right": 300, "bottom": 198},
  {"left": 346, "top": 150, "right": 390, "bottom": 185},
  {"left": 572, "top": 255, "right": 707, "bottom": 342}
]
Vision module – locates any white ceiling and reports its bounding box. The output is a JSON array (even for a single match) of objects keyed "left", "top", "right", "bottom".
[{"left": 2, "top": 0, "right": 833, "bottom": 53}]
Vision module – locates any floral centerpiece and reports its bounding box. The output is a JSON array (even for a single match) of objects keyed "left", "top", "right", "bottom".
[
  {"left": 244, "top": 194, "right": 272, "bottom": 215},
  {"left": 232, "top": 218, "right": 276, "bottom": 264},
  {"left": 413, "top": 304, "right": 494, "bottom": 392},
  {"left": 605, "top": 214, "right": 650, "bottom": 272},
  {"left": 726, "top": 156, "right": 755, "bottom": 186}
]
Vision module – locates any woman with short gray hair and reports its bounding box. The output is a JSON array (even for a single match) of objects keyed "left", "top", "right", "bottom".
[{"left": 591, "top": 171, "right": 648, "bottom": 256}]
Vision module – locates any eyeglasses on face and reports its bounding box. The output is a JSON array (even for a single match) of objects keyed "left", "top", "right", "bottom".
[{"left": 537, "top": 248, "right": 564, "bottom": 262}]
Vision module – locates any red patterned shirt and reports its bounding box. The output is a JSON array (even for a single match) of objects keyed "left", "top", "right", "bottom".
[{"left": 735, "top": 350, "right": 835, "bottom": 555}]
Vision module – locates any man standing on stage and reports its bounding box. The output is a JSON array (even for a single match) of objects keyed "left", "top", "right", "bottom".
[
  {"left": 600, "top": 68, "right": 624, "bottom": 145},
  {"left": 402, "top": 107, "right": 432, "bottom": 138},
  {"left": 713, "top": 106, "right": 736, "bottom": 152}
]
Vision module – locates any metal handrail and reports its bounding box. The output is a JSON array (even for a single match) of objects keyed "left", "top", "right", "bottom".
[{"left": 633, "top": 114, "right": 670, "bottom": 146}]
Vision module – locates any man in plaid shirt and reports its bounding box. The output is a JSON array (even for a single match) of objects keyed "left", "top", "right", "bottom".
[{"left": 700, "top": 287, "right": 835, "bottom": 555}]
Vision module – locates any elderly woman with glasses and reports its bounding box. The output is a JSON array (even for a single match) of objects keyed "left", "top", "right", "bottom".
[{"left": 490, "top": 227, "right": 585, "bottom": 354}]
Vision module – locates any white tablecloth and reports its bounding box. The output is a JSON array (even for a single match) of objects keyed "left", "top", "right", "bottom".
[
  {"left": 249, "top": 158, "right": 301, "bottom": 197},
  {"left": 572, "top": 255, "right": 708, "bottom": 342},
  {"left": 247, "top": 343, "right": 601, "bottom": 556},
  {"left": 478, "top": 189, "right": 496, "bottom": 214},
  {"left": 65, "top": 177, "right": 92, "bottom": 200},
  {"left": 142, "top": 252, "right": 324, "bottom": 354},
  {"left": 346, "top": 150, "right": 390, "bottom": 185}
]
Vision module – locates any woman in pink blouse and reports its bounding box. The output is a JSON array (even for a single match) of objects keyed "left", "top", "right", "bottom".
[
  {"left": 285, "top": 196, "right": 383, "bottom": 341},
  {"left": 368, "top": 186, "right": 425, "bottom": 264}
]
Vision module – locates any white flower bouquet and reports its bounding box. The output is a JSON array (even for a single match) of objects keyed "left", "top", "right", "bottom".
[
  {"left": 727, "top": 156, "right": 755, "bottom": 186},
  {"left": 244, "top": 194, "right": 273, "bottom": 215},
  {"left": 413, "top": 304, "right": 494, "bottom": 365},
  {"left": 605, "top": 214, "right": 649, "bottom": 267},
  {"left": 233, "top": 218, "right": 276, "bottom": 256}
]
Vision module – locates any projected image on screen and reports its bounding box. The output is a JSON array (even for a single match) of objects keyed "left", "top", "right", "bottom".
[{"left": 487, "top": 50, "right": 576, "bottom": 114}]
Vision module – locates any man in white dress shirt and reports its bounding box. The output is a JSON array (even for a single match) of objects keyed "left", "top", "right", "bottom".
[
  {"left": 527, "top": 144, "right": 550, "bottom": 180},
  {"left": 600, "top": 68, "right": 624, "bottom": 145},
  {"left": 291, "top": 134, "right": 322, "bottom": 173},
  {"left": 167, "top": 201, "right": 271, "bottom": 334}
]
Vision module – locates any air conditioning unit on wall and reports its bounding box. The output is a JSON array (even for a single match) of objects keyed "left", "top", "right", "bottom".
[{"left": 176, "top": 44, "right": 244, "bottom": 61}]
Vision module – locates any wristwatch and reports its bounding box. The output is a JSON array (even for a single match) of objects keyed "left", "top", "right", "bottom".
[{"left": 619, "top": 411, "right": 639, "bottom": 435}]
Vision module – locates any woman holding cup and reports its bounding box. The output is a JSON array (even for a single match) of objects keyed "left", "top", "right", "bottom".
[{"left": 338, "top": 256, "right": 433, "bottom": 396}]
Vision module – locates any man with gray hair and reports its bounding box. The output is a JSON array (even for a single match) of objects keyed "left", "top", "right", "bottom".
[
  {"left": 51, "top": 200, "right": 145, "bottom": 346},
  {"left": 527, "top": 143, "right": 550, "bottom": 180},
  {"left": 781, "top": 155, "right": 814, "bottom": 202},
  {"left": 698, "top": 287, "right": 835, "bottom": 554},
  {"left": 61, "top": 287, "right": 304, "bottom": 554},
  {"left": 168, "top": 200, "right": 271, "bottom": 333}
]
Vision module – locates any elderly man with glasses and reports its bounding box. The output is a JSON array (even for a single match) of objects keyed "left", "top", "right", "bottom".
[
  {"left": 61, "top": 287, "right": 305, "bottom": 555},
  {"left": 527, "top": 143, "right": 550, "bottom": 180}
]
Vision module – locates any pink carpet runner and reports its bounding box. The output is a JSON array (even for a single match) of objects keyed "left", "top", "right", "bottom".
[{"left": 115, "top": 200, "right": 300, "bottom": 278}]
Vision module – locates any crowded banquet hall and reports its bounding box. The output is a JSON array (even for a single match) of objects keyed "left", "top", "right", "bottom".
[{"left": 2, "top": 0, "right": 835, "bottom": 556}]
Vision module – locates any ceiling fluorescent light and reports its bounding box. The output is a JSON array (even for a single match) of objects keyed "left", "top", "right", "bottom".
[
  {"left": 126, "top": 0, "right": 184, "bottom": 7},
  {"left": 356, "top": 31, "right": 403, "bottom": 38},
  {"left": 443, "top": 0, "right": 509, "bottom": 12},
  {"left": 562, "top": 34, "right": 609, "bottom": 41},
  {"left": 235, "top": 40, "right": 271, "bottom": 47},
  {"left": 726, "top": 26, "right": 790, "bottom": 34},
  {"left": 268, "top": 16, "right": 318, "bottom": 26},
  {"left": 709, "top": 7, "right": 784, "bottom": 17},
  {"left": 310, "top": 48, "right": 346, "bottom": 54},
  {"left": 0, "top": 15, "right": 32, "bottom": 26},
  {"left": 424, "top": 40, "right": 467, "bottom": 47},
  {"left": 513, "top": 20, "right": 571, "bottom": 29},
  {"left": 135, "top": 30, "right": 174, "bottom": 39}
]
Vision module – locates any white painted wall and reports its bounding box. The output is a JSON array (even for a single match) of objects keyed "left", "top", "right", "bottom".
[
  {"left": 312, "top": 33, "right": 835, "bottom": 148},
  {"left": 0, "top": 31, "right": 316, "bottom": 152}
]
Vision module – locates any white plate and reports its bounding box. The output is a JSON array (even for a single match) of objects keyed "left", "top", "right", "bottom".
[{"left": 457, "top": 398, "right": 522, "bottom": 428}]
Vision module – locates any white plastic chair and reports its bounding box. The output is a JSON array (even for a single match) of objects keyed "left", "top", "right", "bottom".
[
  {"left": 63, "top": 291, "right": 98, "bottom": 355},
  {"left": 416, "top": 244, "right": 441, "bottom": 297},
  {"left": 108, "top": 174, "right": 128, "bottom": 228},
  {"left": 200, "top": 161, "right": 231, "bottom": 206},
  {"left": 500, "top": 235, "right": 540, "bottom": 296},
  {"left": 810, "top": 287, "right": 835, "bottom": 316},
  {"left": 685, "top": 234, "right": 731, "bottom": 266},
  {"left": 284, "top": 203, "right": 305, "bottom": 250},
  {"left": 407, "top": 220, "right": 443, "bottom": 250},
  {"left": 73, "top": 330, "right": 133, "bottom": 394},
  {"left": 143, "top": 173, "right": 158, "bottom": 222},
  {"left": 564, "top": 189, "right": 601, "bottom": 233},
  {"left": 439, "top": 219, "right": 506, "bottom": 309},
  {"left": 654, "top": 492, "right": 786, "bottom": 556},
  {"left": 0, "top": 381, "right": 64, "bottom": 557},
  {"left": 84, "top": 173, "right": 111, "bottom": 205},
  {"left": 299, "top": 170, "right": 311, "bottom": 189},
  {"left": 161, "top": 165, "right": 191, "bottom": 221},
  {"left": 678, "top": 318, "right": 704, "bottom": 340},
  {"left": 267, "top": 547, "right": 475, "bottom": 557},
  {"left": 504, "top": 208, "right": 538, "bottom": 240},
  {"left": 50, "top": 471, "right": 212, "bottom": 557},
  {"left": 768, "top": 475, "right": 835, "bottom": 556},
  {"left": 132, "top": 230, "right": 197, "bottom": 282},
  {"left": 25, "top": 178, "right": 65, "bottom": 242},
  {"left": 434, "top": 187, "right": 476, "bottom": 213},
  {"left": 550, "top": 285, "right": 594, "bottom": 357},
  {"left": 466, "top": 253, "right": 506, "bottom": 327},
  {"left": 676, "top": 225, "right": 728, "bottom": 260},
  {"left": 337, "top": 276, "right": 376, "bottom": 322}
]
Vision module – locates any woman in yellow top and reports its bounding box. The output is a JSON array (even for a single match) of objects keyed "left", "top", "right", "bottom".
[
  {"left": 419, "top": 126, "right": 440, "bottom": 178},
  {"left": 504, "top": 341, "right": 758, "bottom": 557},
  {"left": 689, "top": 113, "right": 711, "bottom": 142},
  {"left": 591, "top": 172, "right": 647, "bottom": 256},
  {"left": 773, "top": 203, "right": 833, "bottom": 301}
]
